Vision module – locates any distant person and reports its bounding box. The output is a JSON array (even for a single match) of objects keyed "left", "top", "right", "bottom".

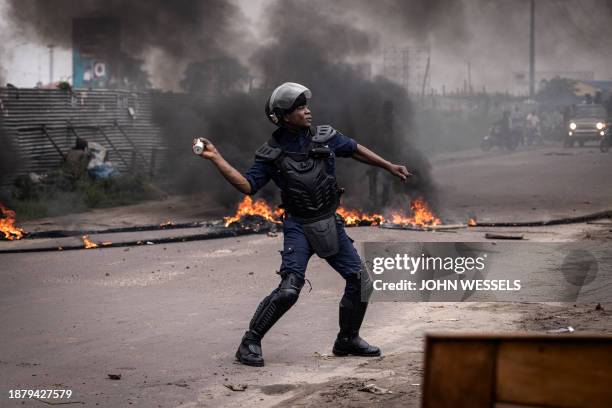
[
  {"left": 496, "top": 110, "right": 512, "bottom": 139},
  {"left": 525, "top": 111, "right": 541, "bottom": 145},
  {"left": 63, "top": 137, "right": 89, "bottom": 181},
  {"left": 510, "top": 105, "right": 523, "bottom": 131},
  {"left": 526, "top": 111, "right": 540, "bottom": 130}
]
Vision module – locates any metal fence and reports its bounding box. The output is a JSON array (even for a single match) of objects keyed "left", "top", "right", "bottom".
[{"left": 0, "top": 87, "right": 165, "bottom": 189}]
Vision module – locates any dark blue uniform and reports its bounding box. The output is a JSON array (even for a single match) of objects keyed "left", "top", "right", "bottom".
[{"left": 244, "top": 127, "right": 362, "bottom": 296}]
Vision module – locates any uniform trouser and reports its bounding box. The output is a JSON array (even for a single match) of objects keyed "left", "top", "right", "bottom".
[
  {"left": 246, "top": 214, "right": 369, "bottom": 340},
  {"left": 280, "top": 214, "right": 363, "bottom": 296}
]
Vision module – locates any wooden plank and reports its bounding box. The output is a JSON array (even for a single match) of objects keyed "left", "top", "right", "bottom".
[
  {"left": 496, "top": 341, "right": 612, "bottom": 408},
  {"left": 423, "top": 339, "right": 496, "bottom": 408}
]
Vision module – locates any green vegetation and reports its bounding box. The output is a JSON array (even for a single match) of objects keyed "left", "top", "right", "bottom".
[{"left": 10, "top": 165, "right": 162, "bottom": 221}]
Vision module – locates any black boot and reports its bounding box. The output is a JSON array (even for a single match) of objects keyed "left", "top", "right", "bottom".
[
  {"left": 332, "top": 270, "right": 381, "bottom": 357},
  {"left": 235, "top": 273, "right": 304, "bottom": 366},
  {"left": 236, "top": 330, "right": 264, "bottom": 367}
]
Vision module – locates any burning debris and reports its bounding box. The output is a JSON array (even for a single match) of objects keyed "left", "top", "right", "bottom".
[
  {"left": 222, "top": 196, "right": 444, "bottom": 230},
  {"left": 223, "top": 196, "right": 284, "bottom": 227},
  {"left": 387, "top": 197, "right": 441, "bottom": 228},
  {"left": 0, "top": 202, "right": 25, "bottom": 240},
  {"left": 336, "top": 207, "right": 384, "bottom": 226},
  {"left": 82, "top": 235, "right": 98, "bottom": 249}
]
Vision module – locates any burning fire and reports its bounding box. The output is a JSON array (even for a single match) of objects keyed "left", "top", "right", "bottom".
[
  {"left": 389, "top": 197, "right": 441, "bottom": 227},
  {"left": 222, "top": 196, "right": 441, "bottom": 228},
  {"left": 0, "top": 202, "right": 25, "bottom": 240},
  {"left": 160, "top": 220, "right": 174, "bottom": 228},
  {"left": 468, "top": 218, "right": 477, "bottom": 226},
  {"left": 224, "top": 196, "right": 284, "bottom": 227},
  {"left": 82, "top": 235, "right": 98, "bottom": 249},
  {"left": 336, "top": 207, "right": 384, "bottom": 226}
]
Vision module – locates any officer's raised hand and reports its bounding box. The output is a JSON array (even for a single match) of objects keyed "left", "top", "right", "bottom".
[
  {"left": 388, "top": 163, "right": 412, "bottom": 182},
  {"left": 192, "top": 138, "right": 219, "bottom": 160}
]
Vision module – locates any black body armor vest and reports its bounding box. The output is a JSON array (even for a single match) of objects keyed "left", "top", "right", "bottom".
[{"left": 255, "top": 125, "right": 342, "bottom": 223}]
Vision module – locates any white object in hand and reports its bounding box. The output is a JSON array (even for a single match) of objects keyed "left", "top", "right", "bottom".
[{"left": 193, "top": 139, "right": 205, "bottom": 155}]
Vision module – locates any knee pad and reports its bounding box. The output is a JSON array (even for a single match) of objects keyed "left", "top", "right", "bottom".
[
  {"left": 343, "top": 264, "right": 374, "bottom": 303},
  {"left": 360, "top": 266, "right": 374, "bottom": 302},
  {"left": 248, "top": 273, "right": 304, "bottom": 338},
  {"left": 277, "top": 272, "right": 304, "bottom": 305}
]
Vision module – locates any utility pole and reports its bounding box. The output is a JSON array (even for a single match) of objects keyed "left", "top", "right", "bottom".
[
  {"left": 529, "top": 0, "right": 535, "bottom": 98},
  {"left": 48, "top": 44, "right": 55, "bottom": 85},
  {"left": 467, "top": 60, "right": 472, "bottom": 95},
  {"left": 421, "top": 55, "right": 430, "bottom": 102}
]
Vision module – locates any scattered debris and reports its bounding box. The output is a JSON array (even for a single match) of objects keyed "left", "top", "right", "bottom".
[
  {"left": 107, "top": 373, "right": 122, "bottom": 380},
  {"left": 267, "top": 231, "right": 278, "bottom": 237},
  {"left": 595, "top": 303, "right": 604, "bottom": 311},
  {"left": 313, "top": 351, "right": 332, "bottom": 360},
  {"left": 167, "top": 380, "right": 189, "bottom": 388},
  {"left": 485, "top": 232, "right": 524, "bottom": 240},
  {"left": 146, "top": 241, "right": 154, "bottom": 245},
  {"left": 224, "top": 383, "right": 248, "bottom": 391},
  {"left": 474, "top": 210, "right": 612, "bottom": 227},
  {"left": 358, "top": 383, "right": 392, "bottom": 395},
  {"left": 547, "top": 326, "right": 575, "bottom": 334},
  {"left": 586, "top": 220, "right": 612, "bottom": 226}
]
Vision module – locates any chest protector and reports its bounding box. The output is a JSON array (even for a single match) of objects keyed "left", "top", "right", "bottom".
[{"left": 254, "top": 125, "right": 343, "bottom": 257}]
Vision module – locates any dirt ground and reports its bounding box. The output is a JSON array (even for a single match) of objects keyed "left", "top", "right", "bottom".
[{"left": 269, "top": 302, "right": 610, "bottom": 408}]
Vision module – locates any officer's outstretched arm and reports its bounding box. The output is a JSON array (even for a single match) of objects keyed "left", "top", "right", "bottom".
[
  {"left": 192, "top": 138, "right": 252, "bottom": 194},
  {"left": 352, "top": 144, "right": 412, "bottom": 182}
]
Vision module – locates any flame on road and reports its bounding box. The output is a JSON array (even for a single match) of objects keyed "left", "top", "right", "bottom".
[
  {"left": 336, "top": 207, "right": 384, "bottom": 226},
  {"left": 0, "top": 202, "right": 25, "bottom": 240},
  {"left": 389, "top": 197, "right": 441, "bottom": 227},
  {"left": 223, "top": 196, "right": 441, "bottom": 228},
  {"left": 224, "top": 196, "right": 284, "bottom": 227},
  {"left": 82, "top": 235, "right": 98, "bottom": 249},
  {"left": 468, "top": 218, "right": 477, "bottom": 226},
  {"left": 160, "top": 220, "right": 174, "bottom": 228}
]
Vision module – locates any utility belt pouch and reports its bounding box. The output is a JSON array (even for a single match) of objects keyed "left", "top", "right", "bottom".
[{"left": 301, "top": 215, "right": 339, "bottom": 258}]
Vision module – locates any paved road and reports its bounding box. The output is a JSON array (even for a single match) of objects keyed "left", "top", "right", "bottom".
[
  {"left": 432, "top": 145, "right": 612, "bottom": 222},
  {"left": 1, "top": 145, "right": 611, "bottom": 407}
]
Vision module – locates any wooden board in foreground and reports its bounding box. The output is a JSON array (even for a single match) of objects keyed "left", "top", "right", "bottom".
[{"left": 422, "top": 333, "right": 612, "bottom": 408}]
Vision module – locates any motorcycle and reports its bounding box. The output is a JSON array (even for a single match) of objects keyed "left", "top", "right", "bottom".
[{"left": 481, "top": 124, "right": 519, "bottom": 151}]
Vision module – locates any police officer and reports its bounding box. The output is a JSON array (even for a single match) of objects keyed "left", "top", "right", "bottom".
[{"left": 193, "top": 82, "right": 410, "bottom": 366}]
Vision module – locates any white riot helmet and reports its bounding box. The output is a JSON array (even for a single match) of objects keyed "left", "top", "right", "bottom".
[{"left": 265, "top": 82, "right": 311, "bottom": 125}]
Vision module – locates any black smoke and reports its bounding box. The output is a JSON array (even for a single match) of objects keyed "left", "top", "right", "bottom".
[
  {"left": 5, "top": 0, "right": 440, "bottom": 214},
  {"left": 249, "top": 0, "right": 436, "bottom": 210},
  {"left": 150, "top": 0, "right": 437, "bottom": 214},
  {"left": 0, "top": 109, "right": 20, "bottom": 193}
]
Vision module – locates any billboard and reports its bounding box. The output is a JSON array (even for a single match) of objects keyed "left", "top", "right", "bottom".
[{"left": 72, "top": 18, "right": 121, "bottom": 88}]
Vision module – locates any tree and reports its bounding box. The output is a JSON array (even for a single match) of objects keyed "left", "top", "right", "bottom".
[{"left": 536, "top": 77, "right": 577, "bottom": 103}]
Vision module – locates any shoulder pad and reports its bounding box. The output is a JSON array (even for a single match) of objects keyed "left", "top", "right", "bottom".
[
  {"left": 254, "top": 142, "right": 282, "bottom": 161},
  {"left": 312, "top": 125, "right": 337, "bottom": 143}
]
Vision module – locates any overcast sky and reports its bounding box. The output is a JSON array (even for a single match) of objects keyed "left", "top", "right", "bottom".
[{"left": 1, "top": 0, "right": 610, "bottom": 92}]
